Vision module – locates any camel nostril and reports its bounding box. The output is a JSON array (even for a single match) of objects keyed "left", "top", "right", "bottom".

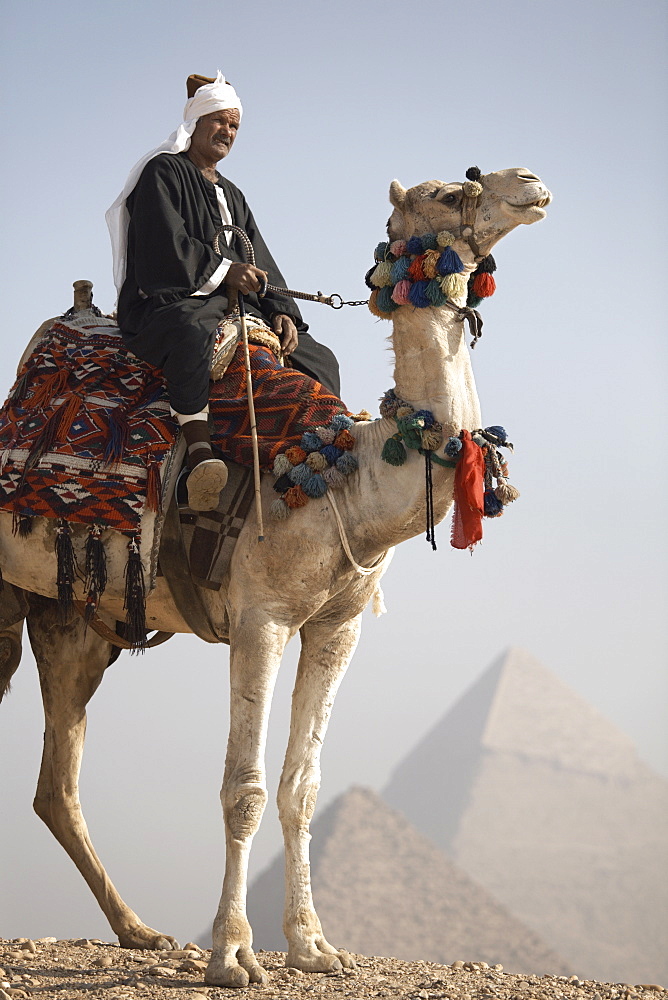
[{"left": 518, "top": 172, "right": 540, "bottom": 182}]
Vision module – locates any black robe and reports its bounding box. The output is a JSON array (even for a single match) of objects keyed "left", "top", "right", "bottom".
[{"left": 117, "top": 152, "right": 339, "bottom": 412}]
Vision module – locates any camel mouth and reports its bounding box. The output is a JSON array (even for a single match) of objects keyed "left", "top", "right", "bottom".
[{"left": 500, "top": 197, "right": 550, "bottom": 224}]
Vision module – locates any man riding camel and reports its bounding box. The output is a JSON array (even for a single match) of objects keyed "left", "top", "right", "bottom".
[{"left": 106, "top": 72, "right": 339, "bottom": 511}]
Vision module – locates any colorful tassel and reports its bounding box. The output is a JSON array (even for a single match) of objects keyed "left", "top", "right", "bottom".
[
  {"left": 273, "top": 453, "right": 292, "bottom": 477},
  {"left": 334, "top": 429, "right": 355, "bottom": 451},
  {"left": 331, "top": 414, "right": 354, "bottom": 430},
  {"left": 473, "top": 273, "right": 496, "bottom": 298},
  {"left": 422, "top": 250, "right": 440, "bottom": 279},
  {"left": 288, "top": 462, "right": 313, "bottom": 486},
  {"left": 426, "top": 279, "right": 446, "bottom": 307},
  {"left": 371, "top": 261, "right": 394, "bottom": 287},
  {"left": 437, "top": 247, "right": 464, "bottom": 276},
  {"left": 408, "top": 280, "right": 431, "bottom": 308},
  {"left": 323, "top": 466, "right": 345, "bottom": 488},
  {"left": 306, "top": 451, "right": 328, "bottom": 472},
  {"left": 484, "top": 489, "right": 505, "bottom": 517},
  {"left": 302, "top": 473, "right": 327, "bottom": 498},
  {"left": 377, "top": 286, "right": 398, "bottom": 313},
  {"left": 336, "top": 452, "right": 358, "bottom": 474},
  {"left": 300, "top": 432, "right": 322, "bottom": 453},
  {"left": 270, "top": 497, "right": 290, "bottom": 520},
  {"left": 390, "top": 257, "right": 411, "bottom": 283},
  {"left": 284, "top": 484, "right": 309, "bottom": 509},
  {"left": 495, "top": 481, "right": 520, "bottom": 504},
  {"left": 406, "top": 236, "right": 424, "bottom": 254},
  {"left": 321, "top": 444, "right": 343, "bottom": 465},
  {"left": 408, "top": 255, "right": 426, "bottom": 281},
  {"left": 391, "top": 280, "right": 412, "bottom": 305},
  {"left": 30, "top": 370, "right": 69, "bottom": 410},
  {"left": 315, "top": 425, "right": 336, "bottom": 444},
  {"left": 56, "top": 393, "right": 82, "bottom": 441},
  {"left": 285, "top": 445, "right": 307, "bottom": 465},
  {"left": 382, "top": 435, "right": 407, "bottom": 466},
  {"left": 441, "top": 273, "right": 468, "bottom": 300},
  {"left": 273, "top": 473, "right": 293, "bottom": 493},
  {"left": 437, "top": 230, "right": 456, "bottom": 247},
  {"left": 389, "top": 240, "right": 407, "bottom": 257},
  {"left": 374, "top": 241, "right": 390, "bottom": 261}
]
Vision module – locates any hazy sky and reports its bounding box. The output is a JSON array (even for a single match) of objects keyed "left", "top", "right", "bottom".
[{"left": 1, "top": 0, "right": 666, "bottom": 948}]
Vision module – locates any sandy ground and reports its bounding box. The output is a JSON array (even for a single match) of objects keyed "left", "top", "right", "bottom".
[{"left": 1, "top": 938, "right": 665, "bottom": 1000}]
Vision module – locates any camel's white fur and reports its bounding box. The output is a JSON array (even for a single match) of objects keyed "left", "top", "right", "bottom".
[{"left": 0, "top": 167, "right": 550, "bottom": 987}]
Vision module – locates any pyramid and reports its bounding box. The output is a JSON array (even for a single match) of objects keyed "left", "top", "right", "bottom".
[
  {"left": 247, "top": 786, "right": 568, "bottom": 974},
  {"left": 383, "top": 647, "right": 668, "bottom": 984}
]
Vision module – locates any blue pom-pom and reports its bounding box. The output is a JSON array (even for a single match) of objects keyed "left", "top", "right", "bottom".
[
  {"left": 484, "top": 489, "right": 504, "bottom": 517},
  {"left": 408, "top": 280, "right": 431, "bottom": 308},
  {"left": 390, "top": 256, "right": 411, "bottom": 283},
  {"left": 331, "top": 414, "right": 354, "bottom": 430},
  {"left": 336, "top": 452, "right": 358, "bottom": 475},
  {"left": 288, "top": 462, "right": 312, "bottom": 486},
  {"left": 414, "top": 409, "right": 435, "bottom": 428},
  {"left": 301, "top": 431, "right": 323, "bottom": 453},
  {"left": 302, "top": 473, "right": 327, "bottom": 498},
  {"left": 444, "top": 436, "right": 462, "bottom": 458},
  {"left": 421, "top": 233, "right": 438, "bottom": 250},
  {"left": 437, "top": 247, "right": 464, "bottom": 276},
  {"left": 374, "top": 241, "right": 389, "bottom": 261},
  {"left": 321, "top": 444, "right": 343, "bottom": 465},
  {"left": 377, "top": 286, "right": 399, "bottom": 312},
  {"left": 406, "top": 236, "right": 424, "bottom": 255},
  {"left": 485, "top": 425, "right": 507, "bottom": 443}
]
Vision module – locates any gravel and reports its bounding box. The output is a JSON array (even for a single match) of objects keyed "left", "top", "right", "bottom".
[{"left": 0, "top": 937, "right": 665, "bottom": 1000}]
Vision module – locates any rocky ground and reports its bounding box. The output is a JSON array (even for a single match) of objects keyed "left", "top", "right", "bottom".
[{"left": 0, "top": 938, "right": 665, "bottom": 1000}]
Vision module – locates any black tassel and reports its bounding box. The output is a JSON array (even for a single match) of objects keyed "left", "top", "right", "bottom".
[
  {"left": 477, "top": 254, "right": 497, "bottom": 274},
  {"left": 84, "top": 525, "right": 107, "bottom": 624},
  {"left": 424, "top": 452, "right": 437, "bottom": 551},
  {"left": 466, "top": 166, "right": 482, "bottom": 182},
  {"left": 55, "top": 519, "right": 76, "bottom": 622},
  {"left": 123, "top": 535, "right": 147, "bottom": 652},
  {"left": 12, "top": 513, "right": 34, "bottom": 537}
]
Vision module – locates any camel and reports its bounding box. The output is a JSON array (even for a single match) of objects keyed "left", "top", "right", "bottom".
[{"left": 0, "top": 166, "right": 550, "bottom": 988}]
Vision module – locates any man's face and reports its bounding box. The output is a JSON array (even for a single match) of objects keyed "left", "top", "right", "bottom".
[{"left": 189, "top": 108, "right": 240, "bottom": 165}]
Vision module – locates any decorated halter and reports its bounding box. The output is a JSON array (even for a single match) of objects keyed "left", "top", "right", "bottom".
[{"left": 366, "top": 167, "right": 497, "bottom": 344}]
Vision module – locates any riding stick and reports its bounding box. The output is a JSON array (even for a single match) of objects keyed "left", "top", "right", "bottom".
[{"left": 238, "top": 294, "right": 265, "bottom": 542}]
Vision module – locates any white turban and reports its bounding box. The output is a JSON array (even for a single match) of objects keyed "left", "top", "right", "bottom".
[{"left": 106, "top": 71, "right": 243, "bottom": 295}]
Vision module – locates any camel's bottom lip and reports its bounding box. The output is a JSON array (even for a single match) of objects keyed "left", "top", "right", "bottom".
[{"left": 500, "top": 201, "right": 549, "bottom": 224}]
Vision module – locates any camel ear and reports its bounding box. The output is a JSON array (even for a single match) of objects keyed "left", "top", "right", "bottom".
[{"left": 389, "top": 180, "right": 407, "bottom": 210}]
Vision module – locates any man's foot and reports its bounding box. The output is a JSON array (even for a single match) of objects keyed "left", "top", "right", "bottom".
[{"left": 187, "top": 458, "right": 228, "bottom": 511}]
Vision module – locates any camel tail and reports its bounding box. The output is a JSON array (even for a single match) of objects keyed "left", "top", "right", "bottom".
[{"left": 0, "top": 584, "right": 28, "bottom": 704}]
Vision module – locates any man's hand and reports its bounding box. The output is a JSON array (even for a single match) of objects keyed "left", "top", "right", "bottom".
[
  {"left": 273, "top": 314, "right": 299, "bottom": 356},
  {"left": 225, "top": 262, "right": 268, "bottom": 295}
]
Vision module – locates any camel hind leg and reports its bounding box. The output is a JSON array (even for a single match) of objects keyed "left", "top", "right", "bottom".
[
  {"left": 277, "top": 615, "right": 361, "bottom": 972},
  {"left": 26, "top": 594, "right": 179, "bottom": 950}
]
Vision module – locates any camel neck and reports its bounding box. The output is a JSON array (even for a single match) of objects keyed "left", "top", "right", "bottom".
[{"left": 390, "top": 304, "right": 482, "bottom": 437}]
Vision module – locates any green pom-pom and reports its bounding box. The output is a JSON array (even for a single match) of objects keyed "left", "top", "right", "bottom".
[
  {"left": 381, "top": 436, "right": 407, "bottom": 466},
  {"left": 270, "top": 498, "right": 291, "bottom": 520}
]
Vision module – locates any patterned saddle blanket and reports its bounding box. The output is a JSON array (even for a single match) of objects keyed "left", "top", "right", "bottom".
[{"left": 0, "top": 312, "right": 349, "bottom": 539}]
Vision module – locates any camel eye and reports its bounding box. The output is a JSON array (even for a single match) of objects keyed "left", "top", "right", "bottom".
[{"left": 443, "top": 193, "right": 457, "bottom": 205}]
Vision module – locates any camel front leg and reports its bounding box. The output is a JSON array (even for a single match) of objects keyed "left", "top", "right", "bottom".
[
  {"left": 278, "top": 615, "right": 361, "bottom": 972},
  {"left": 206, "top": 616, "right": 291, "bottom": 989},
  {"left": 27, "top": 595, "right": 179, "bottom": 950}
]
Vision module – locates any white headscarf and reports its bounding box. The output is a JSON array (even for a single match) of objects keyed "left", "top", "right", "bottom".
[{"left": 106, "top": 71, "right": 243, "bottom": 294}]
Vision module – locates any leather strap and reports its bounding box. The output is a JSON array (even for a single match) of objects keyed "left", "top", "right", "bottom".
[
  {"left": 158, "top": 495, "right": 229, "bottom": 644},
  {"left": 72, "top": 601, "right": 174, "bottom": 650}
]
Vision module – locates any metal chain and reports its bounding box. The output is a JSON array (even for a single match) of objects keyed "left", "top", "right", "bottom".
[{"left": 212, "top": 225, "right": 368, "bottom": 309}]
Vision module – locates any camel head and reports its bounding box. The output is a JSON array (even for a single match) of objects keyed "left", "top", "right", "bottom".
[{"left": 387, "top": 167, "right": 551, "bottom": 261}]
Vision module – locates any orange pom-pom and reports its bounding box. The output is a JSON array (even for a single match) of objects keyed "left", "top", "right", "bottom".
[
  {"left": 285, "top": 445, "right": 307, "bottom": 466},
  {"left": 284, "top": 484, "right": 309, "bottom": 509},
  {"left": 408, "top": 254, "right": 426, "bottom": 281},
  {"left": 334, "top": 429, "right": 355, "bottom": 451},
  {"left": 473, "top": 273, "right": 496, "bottom": 298}
]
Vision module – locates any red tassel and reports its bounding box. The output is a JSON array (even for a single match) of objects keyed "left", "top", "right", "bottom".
[
  {"left": 57, "top": 394, "right": 82, "bottom": 441},
  {"left": 450, "top": 430, "right": 485, "bottom": 550},
  {"left": 30, "top": 370, "right": 69, "bottom": 409},
  {"left": 146, "top": 458, "right": 162, "bottom": 513},
  {"left": 472, "top": 273, "right": 496, "bottom": 298}
]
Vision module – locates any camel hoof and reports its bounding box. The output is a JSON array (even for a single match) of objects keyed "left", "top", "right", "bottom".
[
  {"left": 204, "top": 958, "right": 249, "bottom": 988},
  {"left": 249, "top": 964, "right": 269, "bottom": 984},
  {"left": 338, "top": 949, "right": 356, "bottom": 969},
  {"left": 286, "top": 952, "right": 343, "bottom": 974},
  {"left": 117, "top": 929, "right": 180, "bottom": 951}
]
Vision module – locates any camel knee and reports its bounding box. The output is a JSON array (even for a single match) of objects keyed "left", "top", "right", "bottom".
[
  {"left": 223, "top": 783, "right": 267, "bottom": 841},
  {"left": 277, "top": 772, "right": 319, "bottom": 830}
]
